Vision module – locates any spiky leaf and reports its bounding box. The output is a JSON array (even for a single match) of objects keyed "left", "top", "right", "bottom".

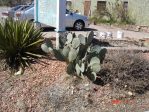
[{"left": 0, "top": 19, "right": 43, "bottom": 70}]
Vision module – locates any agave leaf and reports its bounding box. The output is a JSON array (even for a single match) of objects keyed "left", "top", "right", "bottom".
[
  {"left": 68, "top": 48, "right": 78, "bottom": 62},
  {"left": 91, "top": 63, "right": 101, "bottom": 73},
  {"left": 27, "top": 39, "right": 44, "bottom": 48},
  {"left": 25, "top": 52, "right": 43, "bottom": 58},
  {"left": 66, "top": 33, "right": 73, "bottom": 44},
  {"left": 0, "top": 20, "right": 44, "bottom": 71},
  {"left": 72, "top": 37, "right": 80, "bottom": 48}
]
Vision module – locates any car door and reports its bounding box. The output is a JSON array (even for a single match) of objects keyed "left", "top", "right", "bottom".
[{"left": 65, "top": 10, "right": 73, "bottom": 27}]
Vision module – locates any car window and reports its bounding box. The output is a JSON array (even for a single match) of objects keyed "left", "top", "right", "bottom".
[
  {"left": 22, "top": 5, "right": 34, "bottom": 11},
  {"left": 19, "top": 6, "right": 30, "bottom": 11},
  {"left": 11, "top": 5, "right": 22, "bottom": 11}
]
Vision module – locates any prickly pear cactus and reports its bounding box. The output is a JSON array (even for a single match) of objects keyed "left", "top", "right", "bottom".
[{"left": 41, "top": 31, "right": 107, "bottom": 82}]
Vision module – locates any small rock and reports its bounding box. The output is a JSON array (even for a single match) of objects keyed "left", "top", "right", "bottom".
[{"left": 128, "top": 91, "right": 133, "bottom": 96}]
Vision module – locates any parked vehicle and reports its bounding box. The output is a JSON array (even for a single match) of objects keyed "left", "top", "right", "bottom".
[
  {"left": 14, "top": 5, "right": 34, "bottom": 21},
  {"left": 14, "top": 6, "right": 89, "bottom": 30},
  {"left": 66, "top": 9, "right": 89, "bottom": 30},
  {"left": 1, "top": 5, "right": 29, "bottom": 19}
]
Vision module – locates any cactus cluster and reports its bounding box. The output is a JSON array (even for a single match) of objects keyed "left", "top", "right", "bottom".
[{"left": 41, "top": 31, "right": 107, "bottom": 82}]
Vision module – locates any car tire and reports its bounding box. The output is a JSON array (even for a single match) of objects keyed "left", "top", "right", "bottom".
[{"left": 74, "top": 20, "right": 84, "bottom": 31}]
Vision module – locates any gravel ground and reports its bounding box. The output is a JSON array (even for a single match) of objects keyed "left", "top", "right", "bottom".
[
  {"left": 0, "top": 59, "right": 66, "bottom": 112},
  {"left": 0, "top": 53, "right": 149, "bottom": 112}
]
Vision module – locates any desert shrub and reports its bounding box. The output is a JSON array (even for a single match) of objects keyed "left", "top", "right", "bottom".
[
  {"left": 0, "top": 19, "right": 44, "bottom": 74},
  {"left": 90, "top": 7, "right": 116, "bottom": 25},
  {"left": 108, "top": 0, "right": 135, "bottom": 25},
  {"left": 99, "top": 50, "right": 149, "bottom": 94},
  {"left": 41, "top": 32, "right": 107, "bottom": 81},
  {"left": 90, "top": 0, "right": 135, "bottom": 25}
]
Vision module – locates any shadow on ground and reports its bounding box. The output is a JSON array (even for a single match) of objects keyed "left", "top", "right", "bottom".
[
  {"left": 94, "top": 51, "right": 149, "bottom": 95},
  {"left": 41, "top": 27, "right": 97, "bottom": 32}
]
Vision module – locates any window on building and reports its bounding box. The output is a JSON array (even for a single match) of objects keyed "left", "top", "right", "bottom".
[{"left": 97, "top": 1, "right": 106, "bottom": 12}]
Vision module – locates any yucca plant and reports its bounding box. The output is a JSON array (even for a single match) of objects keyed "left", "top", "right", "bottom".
[{"left": 0, "top": 19, "right": 44, "bottom": 74}]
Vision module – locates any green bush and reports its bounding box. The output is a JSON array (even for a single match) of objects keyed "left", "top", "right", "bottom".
[
  {"left": 41, "top": 32, "right": 107, "bottom": 81},
  {"left": 0, "top": 19, "right": 44, "bottom": 73}
]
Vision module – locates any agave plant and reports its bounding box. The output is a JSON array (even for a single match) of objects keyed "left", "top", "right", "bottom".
[
  {"left": 41, "top": 31, "right": 107, "bottom": 82},
  {"left": 0, "top": 19, "right": 44, "bottom": 74}
]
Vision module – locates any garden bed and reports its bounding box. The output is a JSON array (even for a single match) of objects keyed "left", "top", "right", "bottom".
[{"left": 0, "top": 50, "right": 149, "bottom": 112}]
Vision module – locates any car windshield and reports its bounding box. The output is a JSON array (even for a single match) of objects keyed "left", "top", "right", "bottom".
[
  {"left": 21, "top": 5, "right": 34, "bottom": 11},
  {"left": 11, "top": 5, "right": 22, "bottom": 11},
  {"left": 19, "top": 5, "right": 30, "bottom": 11}
]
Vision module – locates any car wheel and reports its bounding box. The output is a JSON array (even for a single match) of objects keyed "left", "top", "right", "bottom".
[{"left": 74, "top": 20, "right": 84, "bottom": 31}]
